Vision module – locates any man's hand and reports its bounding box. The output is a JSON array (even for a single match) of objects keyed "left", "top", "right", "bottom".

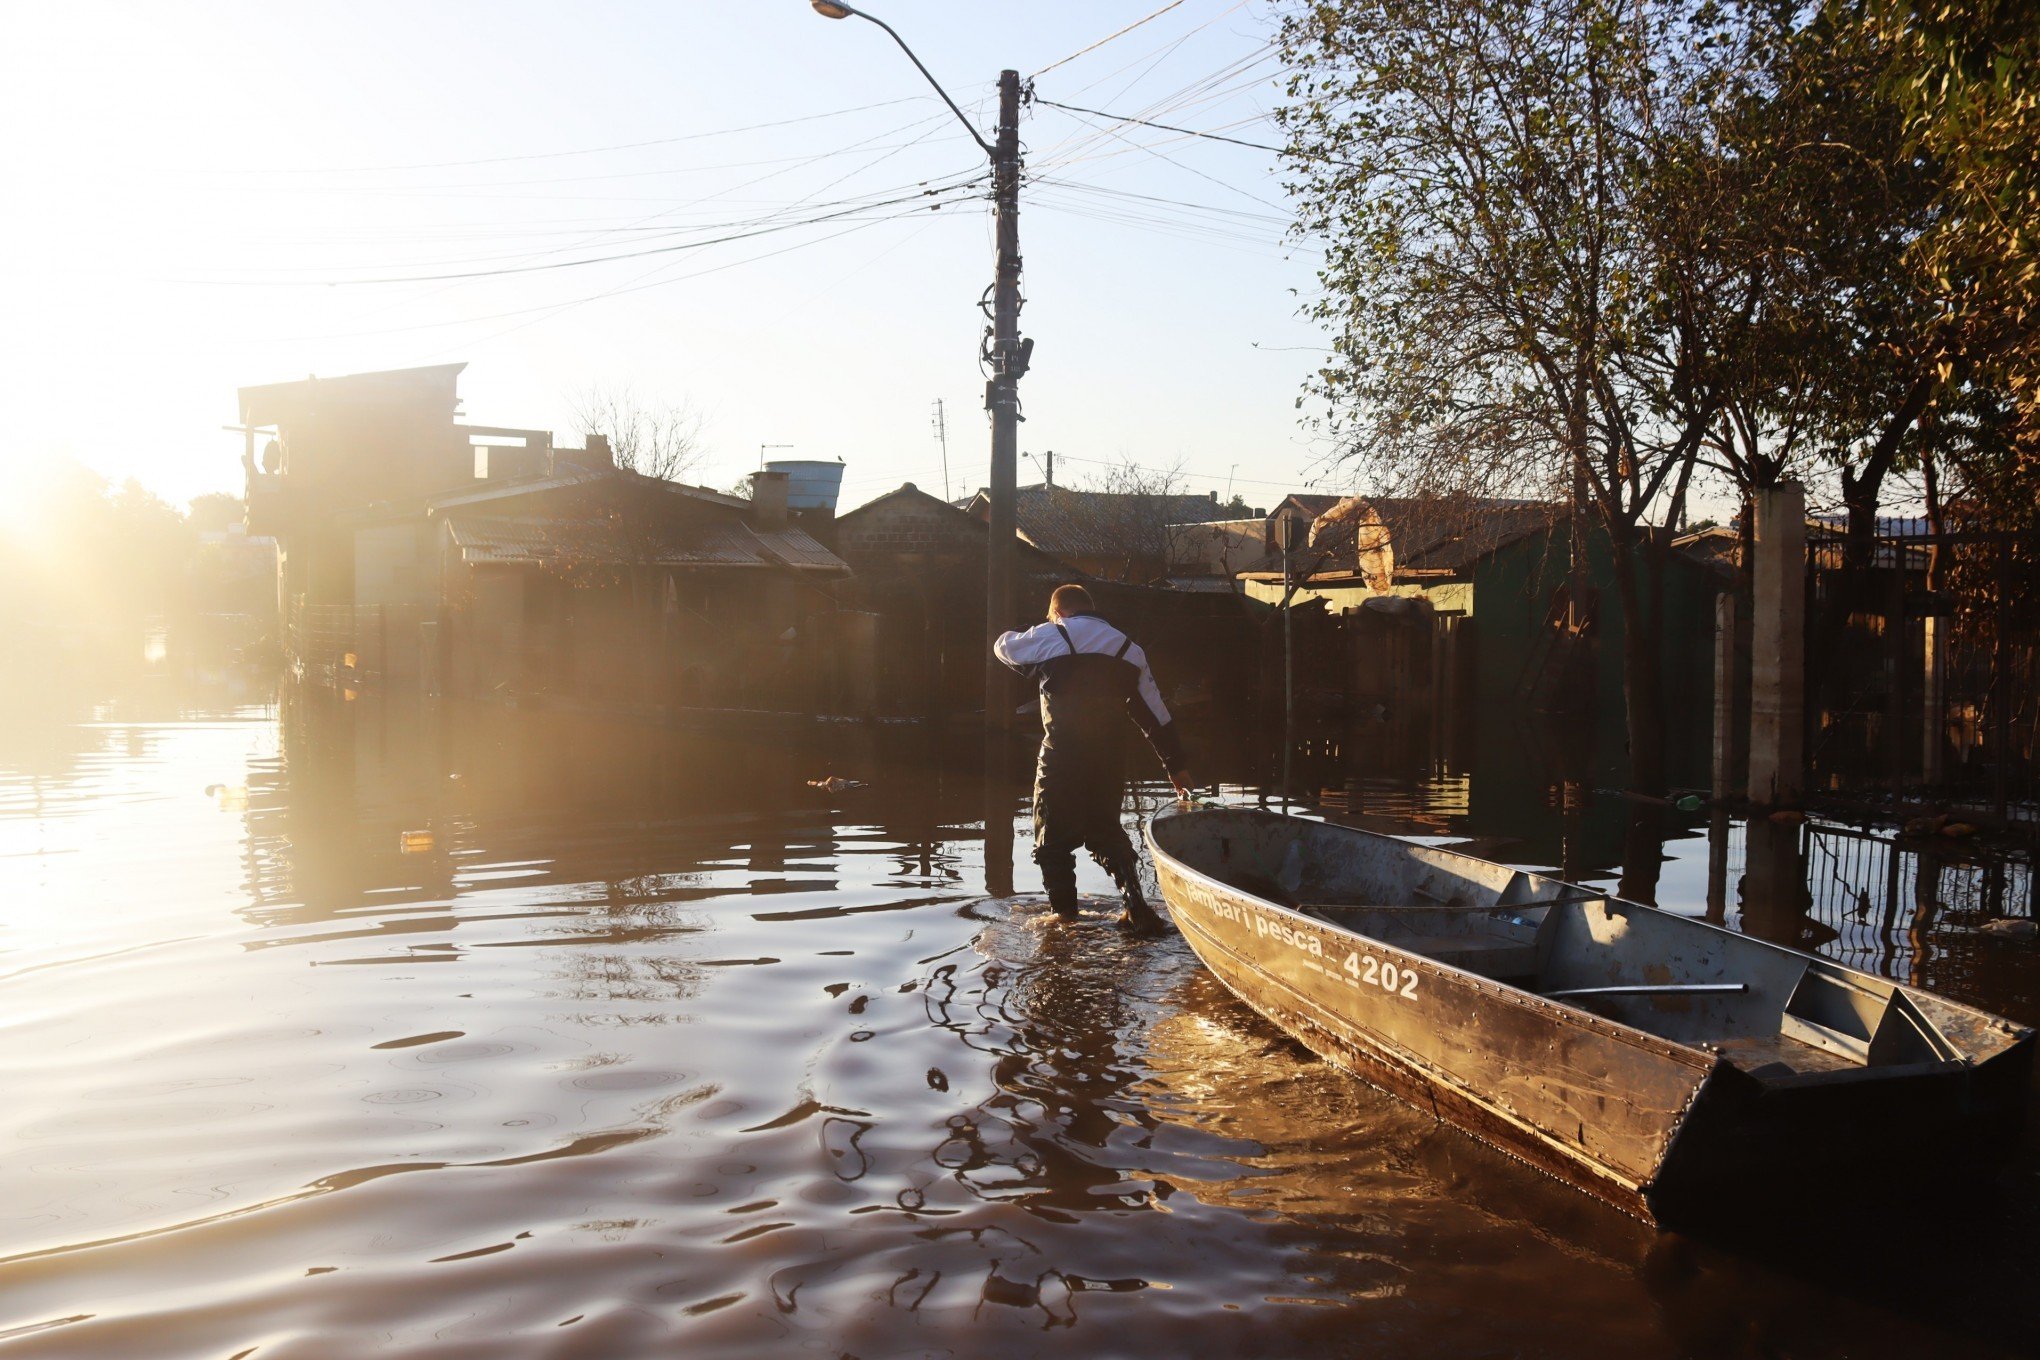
[{"left": 1171, "top": 770, "right": 1196, "bottom": 799}]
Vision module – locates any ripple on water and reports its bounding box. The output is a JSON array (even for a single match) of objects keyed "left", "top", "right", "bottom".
[{"left": 5, "top": 712, "right": 2034, "bottom": 1360}]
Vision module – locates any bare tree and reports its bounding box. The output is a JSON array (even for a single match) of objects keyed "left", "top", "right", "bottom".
[
  {"left": 570, "top": 383, "right": 704, "bottom": 482},
  {"left": 1062, "top": 456, "right": 1204, "bottom": 584}
]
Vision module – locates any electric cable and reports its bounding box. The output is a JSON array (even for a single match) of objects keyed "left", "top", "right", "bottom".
[
  {"left": 1028, "top": 1, "right": 1190, "bottom": 80},
  {"left": 162, "top": 96, "right": 936, "bottom": 176},
  {"left": 259, "top": 185, "right": 988, "bottom": 343},
  {"left": 183, "top": 178, "right": 989, "bottom": 286},
  {"left": 1033, "top": 96, "right": 1299, "bottom": 161}
]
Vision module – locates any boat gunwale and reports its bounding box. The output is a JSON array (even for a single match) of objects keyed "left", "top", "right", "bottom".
[
  {"left": 1146, "top": 816, "right": 1718, "bottom": 1070},
  {"left": 1146, "top": 807, "right": 2029, "bottom": 1070}
]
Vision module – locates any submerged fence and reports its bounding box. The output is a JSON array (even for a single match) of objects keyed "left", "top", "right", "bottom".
[
  {"left": 1715, "top": 815, "right": 2035, "bottom": 993},
  {"left": 1806, "top": 524, "right": 2037, "bottom": 825}
]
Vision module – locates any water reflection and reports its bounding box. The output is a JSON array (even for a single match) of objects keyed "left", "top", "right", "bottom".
[{"left": 0, "top": 687, "right": 2034, "bottom": 1357}]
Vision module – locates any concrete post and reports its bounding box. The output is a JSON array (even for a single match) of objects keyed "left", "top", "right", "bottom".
[
  {"left": 1747, "top": 482, "right": 1806, "bottom": 807},
  {"left": 1713, "top": 592, "right": 1738, "bottom": 800},
  {"left": 1922, "top": 613, "right": 1944, "bottom": 786}
]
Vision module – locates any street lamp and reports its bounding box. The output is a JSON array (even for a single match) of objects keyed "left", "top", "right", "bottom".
[
  {"left": 808, "top": 2, "right": 995, "bottom": 158},
  {"left": 810, "top": 2, "right": 1027, "bottom": 875}
]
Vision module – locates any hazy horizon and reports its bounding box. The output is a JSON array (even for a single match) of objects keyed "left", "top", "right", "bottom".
[{"left": 1, "top": 1, "right": 1337, "bottom": 517}]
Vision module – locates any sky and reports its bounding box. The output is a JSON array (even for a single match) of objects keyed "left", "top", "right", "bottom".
[{"left": 1, "top": 1, "right": 1341, "bottom": 516}]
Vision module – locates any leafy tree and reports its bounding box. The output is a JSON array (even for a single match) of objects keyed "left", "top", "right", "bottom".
[
  {"left": 1276, "top": 0, "right": 1766, "bottom": 791},
  {"left": 187, "top": 492, "right": 244, "bottom": 534},
  {"left": 1867, "top": 0, "right": 2040, "bottom": 530}
]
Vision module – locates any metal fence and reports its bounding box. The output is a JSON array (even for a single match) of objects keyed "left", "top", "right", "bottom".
[
  {"left": 1806, "top": 524, "right": 2037, "bottom": 825},
  {"left": 1718, "top": 816, "right": 2035, "bottom": 991}
]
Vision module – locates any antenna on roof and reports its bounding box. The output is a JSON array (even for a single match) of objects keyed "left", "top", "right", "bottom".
[{"left": 930, "top": 399, "right": 951, "bottom": 501}]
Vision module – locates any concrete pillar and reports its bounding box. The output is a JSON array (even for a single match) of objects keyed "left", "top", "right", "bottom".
[
  {"left": 1747, "top": 482, "right": 1806, "bottom": 807},
  {"left": 1922, "top": 613, "right": 1944, "bottom": 786},
  {"left": 1713, "top": 592, "right": 1738, "bottom": 800}
]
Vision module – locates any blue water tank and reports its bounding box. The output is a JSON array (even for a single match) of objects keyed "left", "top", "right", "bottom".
[{"left": 765, "top": 459, "right": 846, "bottom": 512}]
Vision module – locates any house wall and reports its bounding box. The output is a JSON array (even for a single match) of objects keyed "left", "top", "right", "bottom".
[
  {"left": 446, "top": 559, "right": 842, "bottom": 714},
  {"left": 462, "top": 567, "right": 528, "bottom": 698},
  {"left": 252, "top": 368, "right": 473, "bottom": 679},
  {"left": 1171, "top": 519, "right": 1265, "bottom": 577},
  {"left": 1470, "top": 524, "right": 1720, "bottom": 785},
  {"left": 355, "top": 524, "right": 437, "bottom": 608},
  {"left": 835, "top": 492, "right": 981, "bottom": 558},
  {"left": 833, "top": 492, "right": 1056, "bottom": 717}
]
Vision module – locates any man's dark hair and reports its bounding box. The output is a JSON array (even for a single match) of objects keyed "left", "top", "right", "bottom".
[{"left": 1050, "top": 583, "right": 1096, "bottom": 617}]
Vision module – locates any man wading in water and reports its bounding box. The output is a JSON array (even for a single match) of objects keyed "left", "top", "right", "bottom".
[{"left": 994, "top": 584, "right": 1193, "bottom": 934}]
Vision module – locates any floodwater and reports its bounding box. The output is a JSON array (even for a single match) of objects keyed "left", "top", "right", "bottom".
[{"left": 5, "top": 690, "right": 2039, "bottom": 1359}]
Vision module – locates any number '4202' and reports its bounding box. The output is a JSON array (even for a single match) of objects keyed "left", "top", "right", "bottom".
[{"left": 1344, "top": 950, "right": 1418, "bottom": 999}]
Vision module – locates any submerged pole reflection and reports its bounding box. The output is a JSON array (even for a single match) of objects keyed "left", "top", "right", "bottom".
[
  {"left": 1740, "top": 814, "right": 1810, "bottom": 948},
  {"left": 1704, "top": 807, "right": 1732, "bottom": 924},
  {"left": 984, "top": 765, "right": 1014, "bottom": 899}
]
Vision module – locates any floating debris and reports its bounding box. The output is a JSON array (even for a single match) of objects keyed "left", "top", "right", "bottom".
[{"left": 806, "top": 776, "right": 865, "bottom": 792}]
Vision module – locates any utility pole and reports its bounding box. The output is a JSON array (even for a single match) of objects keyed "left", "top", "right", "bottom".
[
  {"left": 930, "top": 398, "right": 951, "bottom": 501},
  {"left": 983, "top": 68, "right": 1027, "bottom": 812},
  {"left": 807, "top": 5, "right": 1025, "bottom": 895}
]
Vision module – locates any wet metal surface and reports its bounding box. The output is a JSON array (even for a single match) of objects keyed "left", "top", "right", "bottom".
[{"left": 4, "top": 694, "right": 2039, "bottom": 1357}]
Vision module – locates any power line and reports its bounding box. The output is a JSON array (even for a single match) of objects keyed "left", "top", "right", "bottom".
[
  {"left": 186, "top": 178, "right": 989, "bottom": 286},
  {"left": 200, "top": 131, "right": 966, "bottom": 195},
  {"left": 1024, "top": 42, "right": 1294, "bottom": 223},
  {"left": 1032, "top": 95, "right": 1295, "bottom": 160},
  {"left": 1032, "top": 177, "right": 1290, "bottom": 225},
  {"left": 1053, "top": 2, "right": 1257, "bottom": 104},
  {"left": 182, "top": 96, "right": 935, "bottom": 175},
  {"left": 400, "top": 207, "right": 958, "bottom": 362},
  {"left": 1029, "top": 1, "right": 1190, "bottom": 80},
  {"left": 214, "top": 167, "right": 986, "bottom": 276},
  {"left": 1034, "top": 99, "right": 1289, "bottom": 213},
  {"left": 281, "top": 109, "right": 987, "bottom": 348},
  {"left": 1030, "top": 37, "right": 1278, "bottom": 170},
  {"left": 269, "top": 181, "right": 983, "bottom": 349}
]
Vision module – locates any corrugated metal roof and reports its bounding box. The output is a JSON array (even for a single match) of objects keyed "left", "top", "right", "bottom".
[
  {"left": 1009, "top": 486, "right": 1225, "bottom": 559},
  {"left": 429, "top": 470, "right": 608, "bottom": 512},
  {"left": 445, "top": 515, "right": 846, "bottom": 573},
  {"left": 446, "top": 516, "right": 578, "bottom": 565},
  {"left": 750, "top": 527, "right": 848, "bottom": 572},
  {"left": 669, "top": 525, "right": 774, "bottom": 567},
  {"left": 426, "top": 468, "right": 749, "bottom": 513}
]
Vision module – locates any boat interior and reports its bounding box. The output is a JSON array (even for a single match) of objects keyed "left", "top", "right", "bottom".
[{"left": 1153, "top": 810, "right": 1998, "bottom": 1084}]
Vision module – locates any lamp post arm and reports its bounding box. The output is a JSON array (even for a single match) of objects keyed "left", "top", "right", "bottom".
[{"left": 831, "top": 3, "right": 996, "bottom": 158}]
